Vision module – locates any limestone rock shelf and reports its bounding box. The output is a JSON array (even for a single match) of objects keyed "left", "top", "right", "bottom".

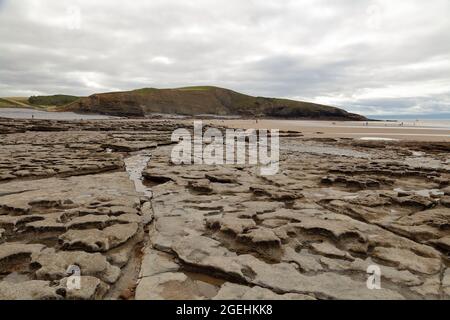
[{"left": 0, "top": 117, "right": 449, "bottom": 299}]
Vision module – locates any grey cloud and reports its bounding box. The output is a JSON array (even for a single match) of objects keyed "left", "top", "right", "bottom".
[{"left": 0, "top": 0, "right": 449, "bottom": 116}]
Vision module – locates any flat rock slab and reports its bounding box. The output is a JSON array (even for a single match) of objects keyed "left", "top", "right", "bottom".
[
  {"left": 0, "top": 171, "right": 142, "bottom": 299},
  {"left": 1, "top": 119, "right": 449, "bottom": 300}
]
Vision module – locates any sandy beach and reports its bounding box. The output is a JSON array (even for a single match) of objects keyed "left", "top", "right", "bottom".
[{"left": 206, "top": 119, "right": 450, "bottom": 142}]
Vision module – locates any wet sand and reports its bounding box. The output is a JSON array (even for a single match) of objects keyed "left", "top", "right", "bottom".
[{"left": 206, "top": 119, "right": 450, "bottom": 142}]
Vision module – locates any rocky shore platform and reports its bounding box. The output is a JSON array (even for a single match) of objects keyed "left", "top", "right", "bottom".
[{"left": 0, "top": 117, "right": 449, "bottom": 300}]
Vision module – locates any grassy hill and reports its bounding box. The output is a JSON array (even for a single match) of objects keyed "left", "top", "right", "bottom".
[
  {"left": 66, "top": 86, "right": 366, "bottom": 120},
  {"left": 0, "top": 97, "right": 34, "bottom": 108},
  {"left": 0, "top": 95, "right": 80, "bottom": 110},
  {"left": 28, "top": 95, "right": 79, "bottom": 107}
]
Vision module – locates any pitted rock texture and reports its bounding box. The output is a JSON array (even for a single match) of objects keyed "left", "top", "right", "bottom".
[
  {"left": 0, "top": 117, "right": 449, "bottom": 300},
  {"left": 137, "top": 136, "right": 449, "bottom": 300},
  {"left": 0, "top": 118, "right": 177, "bottom": 299}
]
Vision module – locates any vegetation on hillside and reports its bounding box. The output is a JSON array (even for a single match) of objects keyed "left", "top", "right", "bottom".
[
  {"left": 28, "top": 95, "right": 79, "bottom": 106},
  {"left": 0, "top": 97, "right": 34, "bottom": 108},
  {"left": 0, "top": 98, "right": 18, "bottom": 108}
]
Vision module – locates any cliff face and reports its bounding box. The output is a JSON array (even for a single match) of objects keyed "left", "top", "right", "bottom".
[{"left": 65, "top": 86, "right": 367, "bottom": 120}]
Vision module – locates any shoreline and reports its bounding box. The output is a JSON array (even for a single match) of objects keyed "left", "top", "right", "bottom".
[
  {"left": 205, "top": 119, "right": 450, "bottom": 142},
  {"left": 0, "top": 107, "right": 449, "bottom": 142}
]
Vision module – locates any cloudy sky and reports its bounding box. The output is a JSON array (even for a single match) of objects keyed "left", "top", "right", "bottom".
[{"left": 1, "top": 0, "right": 449, "bottom": 116}]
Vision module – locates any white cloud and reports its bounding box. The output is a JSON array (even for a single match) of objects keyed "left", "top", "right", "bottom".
[
  {"left": 150, "top": 56, "right": 174, "bottom": 65},
  {"left": 0, "top": 0, "right": 449, "bottom": 116}
]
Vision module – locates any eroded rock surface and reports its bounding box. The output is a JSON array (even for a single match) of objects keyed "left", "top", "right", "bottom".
[
  {"left": 0, "top": 119, "right": 175, "bottom": 299},
  {"left": 0, "top": 117, "right": 449, "bottom": 300},
  {"left": 136, "top": 136, "right": 449, "bottom": 300}
]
